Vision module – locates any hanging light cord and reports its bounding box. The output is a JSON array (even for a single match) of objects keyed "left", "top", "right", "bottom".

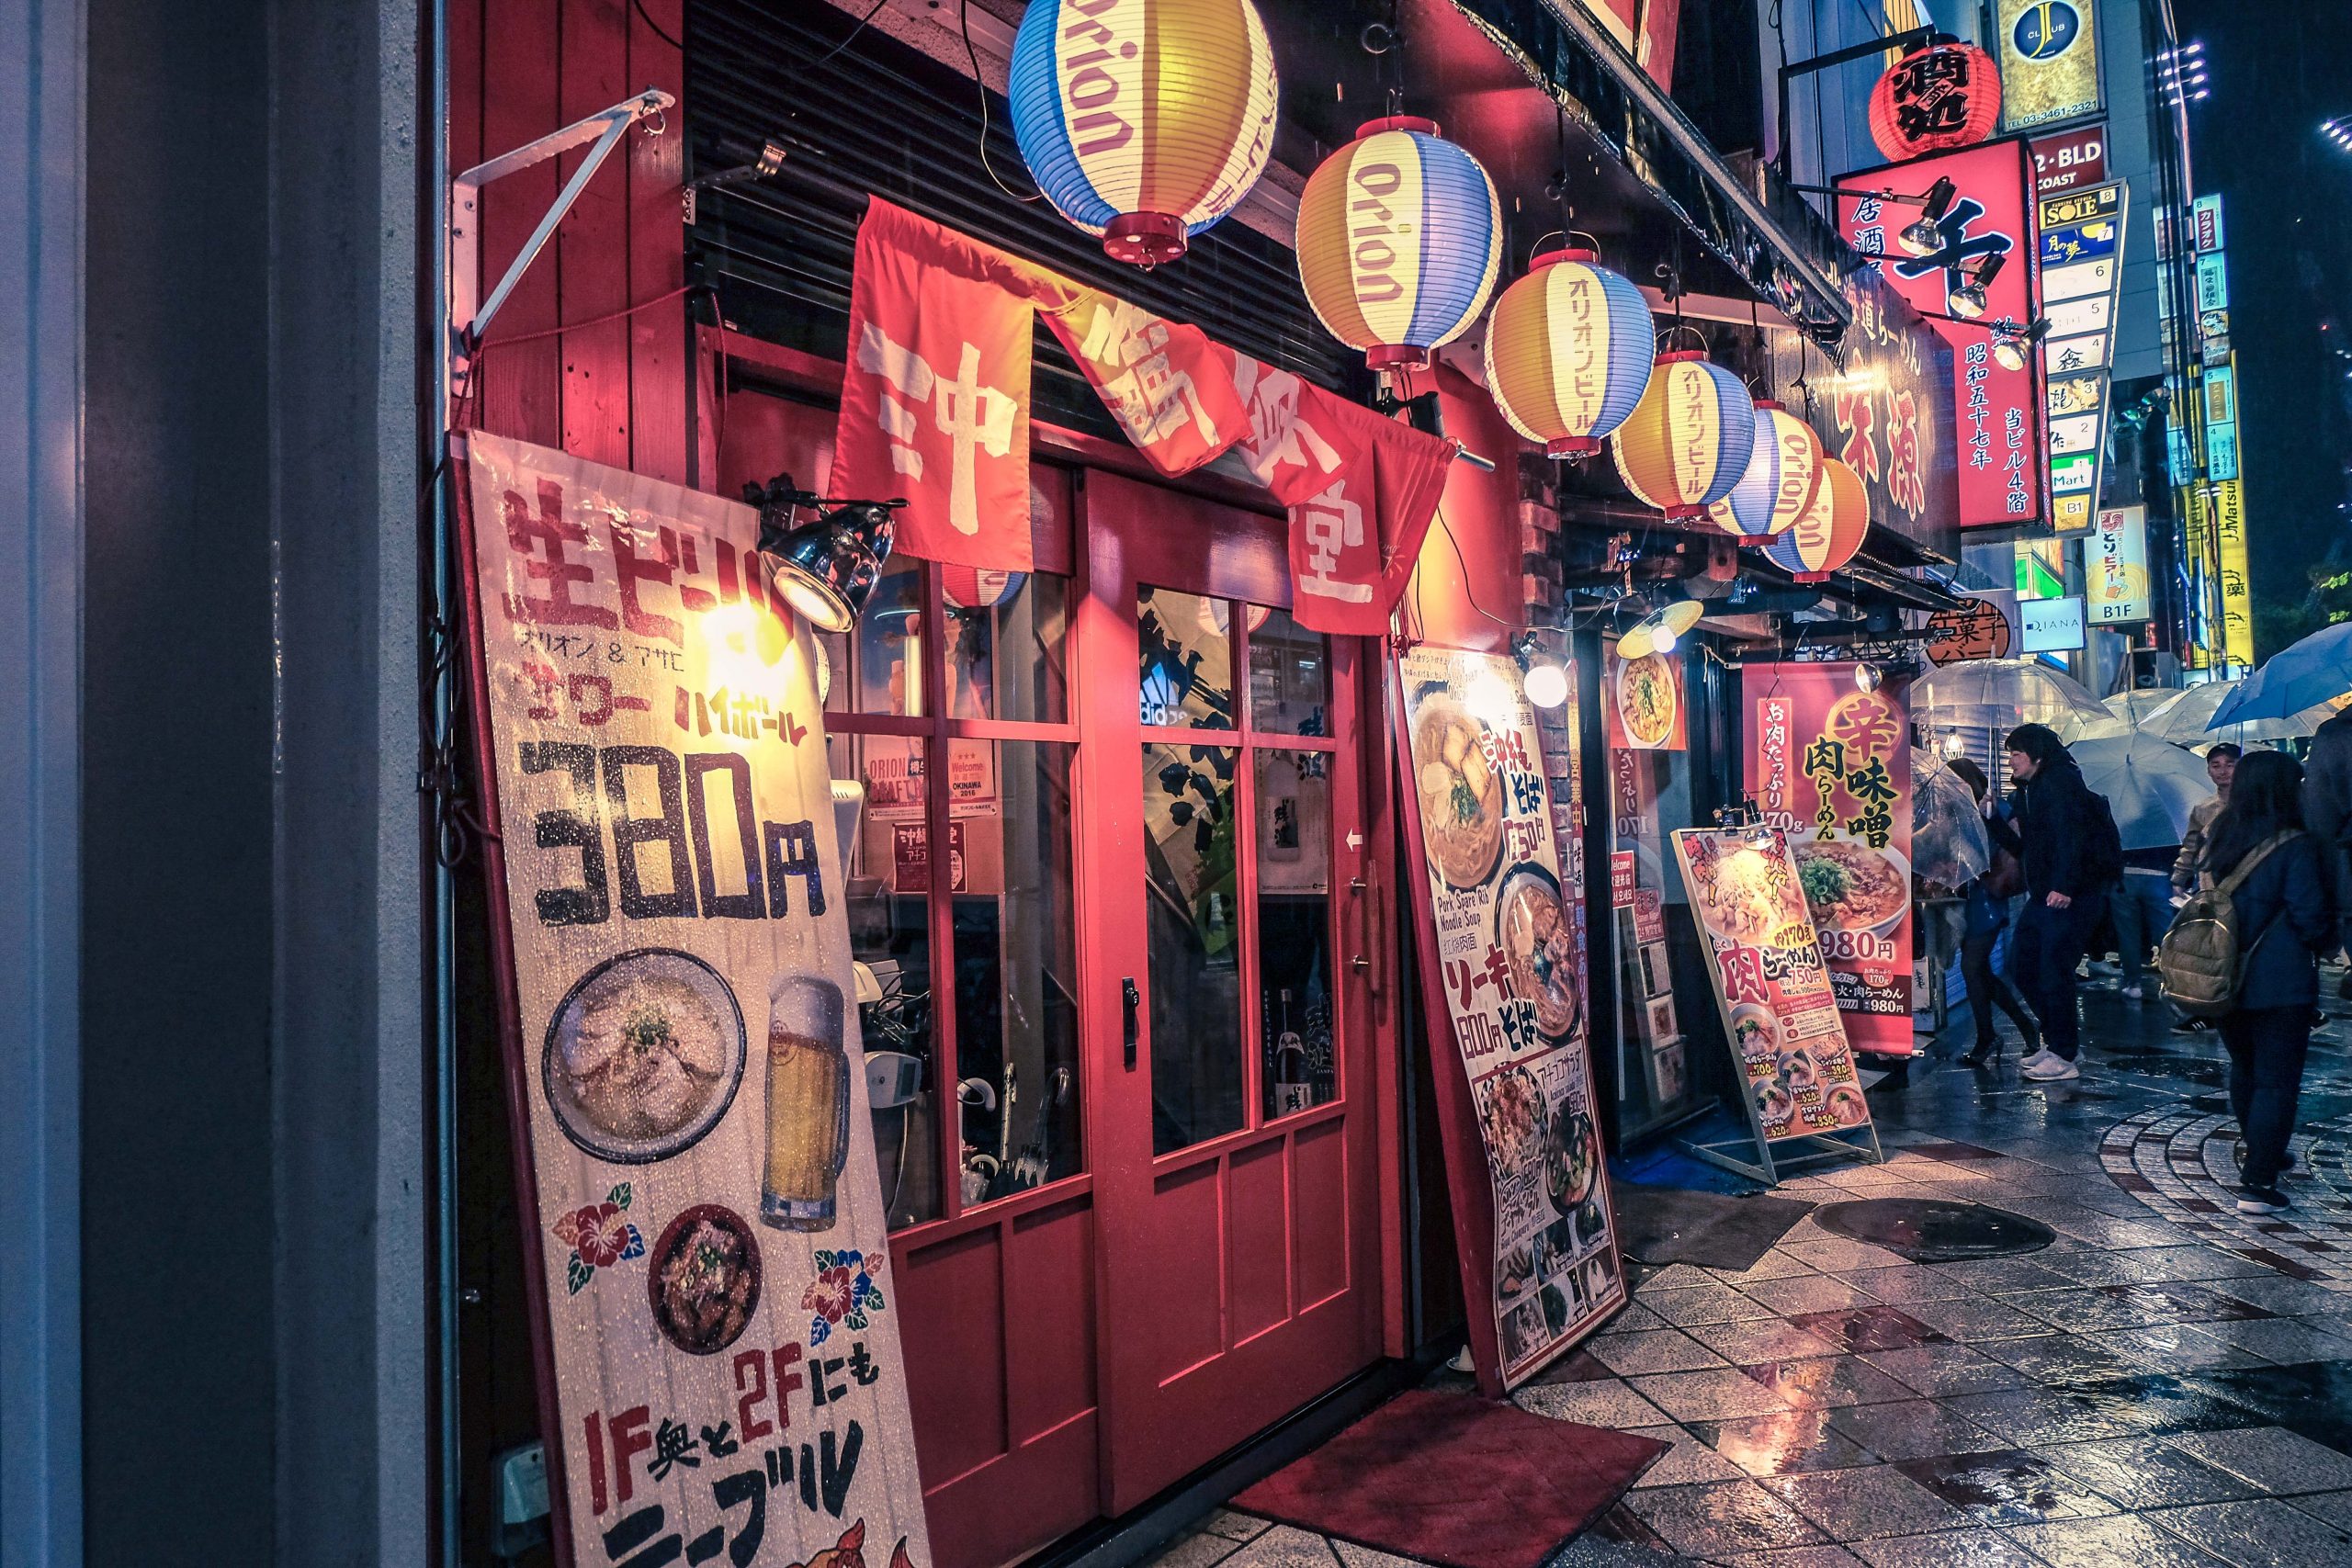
[{"left": 965, "top": 0, "right": 1043, "bottom": 203}]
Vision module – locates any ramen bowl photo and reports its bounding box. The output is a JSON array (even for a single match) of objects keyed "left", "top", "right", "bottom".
[
  {"left": 542, "top": 948, "right": 748, "bottom": 1164},
  {"left": 1411, "top": 699, "right": 1505, "bottom": 890},
  {"left": 1494, "top": 864, "right": 1582, "bottom": 1042},
  {"left": 1825, "top": 1084, "right": 1869, "bottom": 1127},
  {"left": 1728, "top": 1003, "right": 1778, "bottom": 1063},
  {"left": 1792, "top": 840, "right": 1912, "bottom": 939},
  {"left": 1614, "top": 651, "right": 1678, "bottom": 748}
]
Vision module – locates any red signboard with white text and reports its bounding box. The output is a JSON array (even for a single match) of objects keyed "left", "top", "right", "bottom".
[
  {"left": 2030, "top": 125, "right": 2107, "bottom": 196},
  {"left": 1838, "top": 140, "right": 2044, "bottom": 529}
]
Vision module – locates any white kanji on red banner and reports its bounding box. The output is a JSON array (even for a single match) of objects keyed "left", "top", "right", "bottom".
[
  {"left": 1229, "top": 352, "right": 1360, "bottom": 506},
  {"left": 1052, "top": 295, "right": 1244, "bottom": 475}
]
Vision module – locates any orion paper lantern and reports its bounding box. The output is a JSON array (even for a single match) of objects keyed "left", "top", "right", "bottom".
[
  {"left": 1762, "top": 457, "right": 1870, "bottom": 581},
  {"left": 1296, "top": 118, "right": 1501, "bottom": 372},
  {"left": 1007, "top": 0, "right": 1280, "bottom": 265},
  {"left": 1868, "top": 39, "right": 2001, "bottom": 162},
  {"left": 1483, "top": 249, "right": 1656, "bottom": 457},
  {"left": 1706, "top": 401, "right": 1823, "bottom": 539},
  {"left": 1610, "top": 353, "right": 1757, "bottom": 520}
]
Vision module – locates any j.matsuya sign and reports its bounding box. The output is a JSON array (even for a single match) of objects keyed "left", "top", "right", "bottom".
[{"left": 457, "top": 432, "right": 933, "bottom": 1568}]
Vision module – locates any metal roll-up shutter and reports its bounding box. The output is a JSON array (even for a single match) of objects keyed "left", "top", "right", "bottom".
[{"left": 685, "top": 0, "right": 1363, "bottom": 440}]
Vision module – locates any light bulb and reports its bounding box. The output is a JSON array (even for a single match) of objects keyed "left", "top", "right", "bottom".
[
  {"left": 1855, "top": 661, "right": 1883, "bottom": 693},
  {"left": 1524, "top": 661, "right": 1569, "bottom": 709},
  {"left": 1651, "top": 626, "right": 1678, "bottom": 656}
]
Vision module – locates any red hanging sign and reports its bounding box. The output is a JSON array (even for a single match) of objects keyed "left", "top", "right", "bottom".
[
  {"left": 1046, "top": 294, "right": 1246, "bottom": 476},
  {"left": 1284, "top": 398, "right": 1453, "bottom": 637},
  {"left": 832, "top": 200, "right": 1035, "bottom": 571}
]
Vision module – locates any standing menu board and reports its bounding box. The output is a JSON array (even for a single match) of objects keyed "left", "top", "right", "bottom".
[
  {"left": 456, "top": 433, "right": 933, "bottom": 1568},
  {"left": 1673, "top": 827, "right": 1878, "bottom": 1158},
  {"left": 1744, "top": 665, "right": 1917, "bottom": 1055},
  {"left": 1396, "top": 647, "right": 1623, "bottom": 1389}
]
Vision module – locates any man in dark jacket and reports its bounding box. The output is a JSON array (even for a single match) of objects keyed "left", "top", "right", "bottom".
[
  {"left": 2300, "top": 706, "right": 2352, "bottom": 959},
  {"left": 1984, "top": 724, "right": 2110, "bottom": 1080}
]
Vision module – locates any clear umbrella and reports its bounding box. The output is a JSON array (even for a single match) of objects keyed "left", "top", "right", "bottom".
[
  {"left": 2208, "top": 622, "right": 2352, "bottom": 725},
  {"left": 1912, "top": 658, "right": 2111, "bottom": 730},
  {"left": 1910, "top": 748, "right": 1990, "bottom": 892},
  {"left": 2070, "top": 733, "right": 2218, "bottom": 852},
  {"left": 2141, "top": 681, "right": 2328, "bottom": 748}
]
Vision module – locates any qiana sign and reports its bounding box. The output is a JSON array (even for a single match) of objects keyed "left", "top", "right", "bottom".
[
  {"left": 1839, "top": 139, "right": 2044, "bottom": 530},
  {"left": 456, "top": 433, "right": 933, "bottom": 1568}
]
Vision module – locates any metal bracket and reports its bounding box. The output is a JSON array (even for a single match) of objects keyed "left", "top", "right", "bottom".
[{"left": 447, "top": 86, "right": 674, "bottom": 395}]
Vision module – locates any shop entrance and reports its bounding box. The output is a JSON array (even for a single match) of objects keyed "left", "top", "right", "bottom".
[{"left": 1079, "top": 471, "right": 1386, "bottom": 1515}]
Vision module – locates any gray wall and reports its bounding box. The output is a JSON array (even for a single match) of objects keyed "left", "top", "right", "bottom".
[{"left": 81, "top": 0, "right": 424, "bottom": 1562}]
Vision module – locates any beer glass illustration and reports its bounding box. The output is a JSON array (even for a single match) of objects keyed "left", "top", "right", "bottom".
[{"left": 760, "top": 973, "right": 851, "bottom": 1232}]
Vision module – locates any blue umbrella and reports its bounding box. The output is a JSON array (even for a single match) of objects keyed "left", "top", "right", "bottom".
[{"left": 2209, "top": 623, "right": 2352, "bottom": 726}]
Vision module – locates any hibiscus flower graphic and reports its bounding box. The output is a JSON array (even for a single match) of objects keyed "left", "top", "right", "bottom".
[
  {"left": 552, "top": 1183, "right": 644, "bottom": 1295},
  {"left": 802, "top": 1248, "right": 887, "bottom": 1345}
]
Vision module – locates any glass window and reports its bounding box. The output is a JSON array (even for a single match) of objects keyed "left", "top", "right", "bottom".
[
  {"left": 1138, "top": 587, "right": 1235, "bottom": 728},
  {"left": 829, "top": 731, "right": 940, "bottom": 1228},
  {"left": 1142, "top": 739, "right": 1243, "bottom": 1151},
  {"left": 947, "top": 739, "right": 1083, "bottom": 1203},
  {"left": 829, "top": 555, "right": 923, "bottom": 717},
  {"left": 945, "top": 570, "right": 1069, "bottom": 725},
  {"left": 1250, "top": 608, "right": 1329, "bottom": 737},
  {"left": 1257, "top": 750, "right": 1334, "bottom": 1118}
]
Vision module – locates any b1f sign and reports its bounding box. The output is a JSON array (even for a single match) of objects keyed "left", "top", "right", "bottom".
[{"left": 2087, "top": 505, "right": 2152, "bottom": 625}]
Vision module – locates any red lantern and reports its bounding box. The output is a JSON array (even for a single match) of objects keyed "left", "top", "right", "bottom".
[{"left": 1868, "top": 39, "right": 2001, "bottom": 162}]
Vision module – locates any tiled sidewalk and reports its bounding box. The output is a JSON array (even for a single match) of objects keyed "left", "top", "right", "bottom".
[{"left": 1143, "top": 992, "right": 2352, "bottom": 1568}]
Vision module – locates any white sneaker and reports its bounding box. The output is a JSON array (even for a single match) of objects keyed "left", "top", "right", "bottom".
[
  {"left": 2121, "top": 986, "right": 2144, "bottom": 1000},
  {"left": 2018, "top": 1047, "right": 2053, "bottom": 1070},
  {"left": 2022, "top": 1055, "right": 2081, "bottom": 1081}
]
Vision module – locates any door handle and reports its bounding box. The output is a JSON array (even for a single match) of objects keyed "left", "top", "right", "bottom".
[{"left": 1122, "top": 977, "right": 1140, "bottom": 1069}]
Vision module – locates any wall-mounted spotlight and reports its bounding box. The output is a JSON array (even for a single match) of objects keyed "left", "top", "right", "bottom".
[
  {"left": 1854, "top": 661, "right": 1884, "bottom": 694},
  {"left": 1990, "top": 316, "right": 2052, "bottom": 371},
  {"left": 745, "top": 474, "right": 904, "bottom": 632},
  {"left": 1512, "top": 629, "right": 1571, "bottom": 709},
  {"left": 1897, "top": 177, "right": 1957, "bottom": 257},
  {"left": 1948, "top": 253, "right": 2004, "bottom": 320}
]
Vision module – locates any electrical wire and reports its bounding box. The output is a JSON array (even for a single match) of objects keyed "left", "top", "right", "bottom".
[
  {"left": 630, "top": 0, "right": 683, "bottom": 53},
  {"left": 804, "top": 0, "right": 894, "bottom": 80},
  {"left": 964, "top": 0, "right": 1043, "bottom": 203}
]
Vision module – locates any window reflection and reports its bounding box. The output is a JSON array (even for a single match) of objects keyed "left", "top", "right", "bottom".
[
  {"left": 833, "top": 556, "right": 923, "bottom": 717},
  {"left": 1143, "top": 739, "right": 1243, "bottom": 1151},
  {"left": 945, "top": 570, "right": 1069, "bottom": 724},
  {"left": 1250, "top": 608, "right": 1329, "bottom": 737},
  {"left": 1138, "top": 587, "right": 1237, "bottom": 728},
  {"left": 1257, "top": 750, "right": 1335, "bottom": 1118}
]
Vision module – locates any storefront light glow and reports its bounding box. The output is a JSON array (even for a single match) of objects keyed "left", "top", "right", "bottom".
[
  {"left": 1610, "top": 353, "right": 1757, "bottom": 520},
  {"left": 1482, "top": 248, "right": 1655, "bottom": 457},
  {"left": 1760, "top": 457, "right": 1870, "bottom": 581},
  {"left": 1007, "top": 0, "right": 1281, "bottom": 265},
  {"left": 1620, "top": 600, "right": 1703, "bottom": 660},
  {"left": 1295, "top": 118, "right": 1501, "bottom": 372},
  {"left": 1706, "top": 401, "right": 1824, "bottom": 539}
]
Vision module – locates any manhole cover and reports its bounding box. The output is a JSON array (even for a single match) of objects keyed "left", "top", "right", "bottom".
[{"left": 1811, "top": 1198, "right": 2055, "bottom": 1262}]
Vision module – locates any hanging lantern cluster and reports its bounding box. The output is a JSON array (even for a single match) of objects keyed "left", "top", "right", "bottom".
[
  {"left": 1611, "top": 353, "right": 1758, "bottom": 521},
  {"left": 1707, "top": 401, "right": 1823, "bottom": 539},
  {"left": 1483, "top": 249, "right": 1657, "bottom": 457},
  {"left": 1295, "top": 118, "right": 1501, "bottom": 373},
  {"left": 1762, "top": 457, "right": 1871, "bottom": 581},
  {"left": 1867, "top": 38, "right": 2001, "bottom": 162},
  {"left": 1007, "top": 0, "right": 1281, "bottom": 265}
]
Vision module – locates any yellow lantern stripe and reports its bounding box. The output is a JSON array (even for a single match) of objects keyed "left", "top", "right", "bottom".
[
  {"left": 1138, "top": 0, "right": 1241, "bottom": 217},
  {"left": 1064, "top": 0, "right": 1151, "bottom": 214},
  {"left": 1346, "top": 132, "right": 1428, "bottom": 347},
  {"left": 1181, "top": 0, "right": 1277, "bottom": 227},
  {"left": 1295, "top": 151, "right": 1372, "bottom": 348}
]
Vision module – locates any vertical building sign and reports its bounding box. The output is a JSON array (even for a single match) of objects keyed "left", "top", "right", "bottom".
[
  {"left": 456, "top": 434, "right": 934, "bottom": 1568},
  {"left": 2087, "top": 504, "right": 2153, "bottom": 625},
  {"left": 2037, "top": 181, "right": 2129, "bottom": 531},
  {"left": 1742, "top": 666, "right": 1916, "bottom": 1055},
  {"left": 1839, "top": 140, "right": 2044, "bottom": 529},
  {"left": 1996, "top": 0, "right": 2102, "bottom": 131},
  {"left": 1396, "top": 647, "right": 1624, "bottom": 1389}
]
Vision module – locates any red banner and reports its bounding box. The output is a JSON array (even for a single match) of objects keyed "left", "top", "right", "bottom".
[
  {"left": 833, "top": 201, "right": 1035, "bottom": 570},
  {"left": 1838, "top": 140, "right": 2043, "bottom": 529},
  {"left": 1228, "top": 352, "right": 1363, "bottom": 506},
  {"left": 1743, "top": 664, "right": 1916, "bottom": 1055},
  {"left": 1046, "top": 294, "right": 1246, "bottom": 476},
  {"left": 1284, "top": 398, "right": 1453, "bottom": 637}
]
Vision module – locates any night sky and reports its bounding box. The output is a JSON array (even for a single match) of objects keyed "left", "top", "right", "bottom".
[{"left": 2171, "top": 0, "right": 2352, "bottom": 625}]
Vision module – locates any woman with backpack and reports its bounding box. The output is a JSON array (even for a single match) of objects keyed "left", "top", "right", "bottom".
[
  {"left": 1947, "top": 758, "right": 2041, "bottom": 1067},
  {"left": 1984, "top": 725, "right": 2122, "bottom": 1082},
  {"left": 2170, "top": 750, "right": 2335, "bottom": 1214}
]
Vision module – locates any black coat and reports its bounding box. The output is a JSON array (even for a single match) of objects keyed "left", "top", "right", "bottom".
[
  {"left": 2222, "top": 831, "right": 2335, "bottom": 1011},
  {"left": 1986, "top": 755, "right": 2104, "bottom": 901}
]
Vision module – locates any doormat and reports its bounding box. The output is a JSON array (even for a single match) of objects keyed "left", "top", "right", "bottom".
[
  {"left": 1232, "top": 1388, "right": 1667, "bottom": 1568},
  {"left": 1613, "top": 1185, "right": 1815, "bottom": 1272},
  {"left": 1813, "top": 1197, "right": 2055, "bottom": 1262}
]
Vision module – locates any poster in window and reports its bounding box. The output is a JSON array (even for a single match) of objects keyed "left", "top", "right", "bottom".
[
  {"left": 1744, "top": 665, "right": 1917, "bottom": 1055},
  {"left": 1604, "top": 641, "right": 1688, "bottom": 751},
  {"left": 1672, "top": 826, "right": 1874, "bottom": 1143},
  {"left": 1395, "top": 646, "right": 1623, "bottom": 1388},
  {"left": 456, "top": 432, "right": 933, "bottom": 1568}
]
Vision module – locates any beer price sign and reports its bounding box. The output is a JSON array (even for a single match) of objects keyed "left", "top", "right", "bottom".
[{"left": 456, "top": 434, "right": 933, "bottom": 1568}]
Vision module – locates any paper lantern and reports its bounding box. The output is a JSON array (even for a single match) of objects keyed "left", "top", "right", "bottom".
[
  {"left": 1610, "top": 353, "right": 1757, "bottom": 520},
  {"left": 941, "top": 566, "right": 1025, "bottom": 610},
  {"left": 1295, "top": 118, "right": 1501, "bottom": 372},
  {"left": 1868, "top": 39, "right": 2002, "bottom": 161},
  {"left": 1762, "top": 457, "right": 1870, "bottom": 581},
  {"left": 1482, "top": 249, "right": 1656, "bottom": 457},
  {"left": 1007, "top": 0, "right": 1280, "bottom": 265},
  {"left": 1706, "top": 401, "right": 1824, "bottom": 539}
]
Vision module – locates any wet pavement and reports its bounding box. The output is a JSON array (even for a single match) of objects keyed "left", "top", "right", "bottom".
[{"left": 1143, "top": 970, "right": 2352, "bottom": 1567}]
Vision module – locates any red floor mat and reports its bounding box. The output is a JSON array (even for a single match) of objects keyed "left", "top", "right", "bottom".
[{"left": 1232, "top": 1387, "right": 1668, "bottom": 1568}]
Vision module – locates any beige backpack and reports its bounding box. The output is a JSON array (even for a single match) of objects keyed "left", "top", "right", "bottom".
[{"left": 2157, "top": 831, "right": 2298, "bottom": 1017}]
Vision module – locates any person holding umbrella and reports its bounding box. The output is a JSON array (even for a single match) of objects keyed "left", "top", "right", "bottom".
[{"left": 1984, "top": 725, "right": 2123, "bottom": 1081}]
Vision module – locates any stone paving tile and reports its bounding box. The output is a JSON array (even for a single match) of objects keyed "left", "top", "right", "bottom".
[
  {"left": 1939, "top": 1387, "right": 2158, "bottom": 1446},
  {"left": 1590, "top": 1301, "right": 1674, "bottom": 1335},
  {"left": 1708, "top": 1250, "right": 1820, "bottom": 1284},
  {"left": 1585, "top": 1328, "right": 1735, "bottom": 1376},
  {"left": 1785, "top": 1305, "right": 1946, "bottom": 1353},
  {"left": 1707, "top": 1546, "right": 1866, "bottom": 1566},
  {"left": 1739, "top": 1275, "right": 1885, "bottom": 1315},
  {"left": 1844, "top": 1527, "right": 2042, "bottom": 1566},
  {"left": 1148, "top": 1529, "right": 1257, "bottom": 1568},
  {"left": 2081, "top": 1324, "right": 2271, "bottom": 1373},
  {"left": 1327, "top": 1543, "right": 1422, "bottom": 1568},
  {"left": 2193, "top": 1314, "right": 2352, "bottom": 1365},
  {"left": 2285, "top": 1487, "right": 2352, "bottom": 1530},
  {"left": 1827, "top": 1265, "right": 1979, "bottom": 1303},
  {"left": 1853, "top": 1343, "right": 2029, "bottom": 1397},
  {"left": 1619, "top": 1479, "right": 1829, "bottom": 1557},
  {"left": 1624, "top": 1424, "right": 1749, "bottom": 1488},
  {"left": 1895, "top": 1295, "right": 2066, "bottom": 1343},
  {"left": 1641, "top": 1280, "right": 1786, "bottom": 1326},
  {"left": 1698, "top": 1318, "right": 1848, "bottom": 1364},
  {"left": 1742, "top": 1355, "right": 1923, "bottom": 1411},
  {"left": 2162, "top": 1425, "right": 2352, "bottom": 1495},
  {"left": 2002, "top": 1511, "right": 2233, "bottom": 1566},
  {"left": 1212, "top": 1525, "right": 1341, "bottom": 1568},
  {"left": 2145, "top": 1496, "right": 2352, "bottom": 1564},
  {"left": 1925, "top": 1257, "right": 2078, "bottom": 1293},
  {"left": 1778, "top": 1238, "right": 1917, "bottom": 1273},
  {"left": 1821, "top": 1397, "right": 2004, "bottom": 1461},
  {"left": 2035, "top": 1436, "right": 2261, "bottom": 1510},
  {"left": 1632, "top": 1366, "right": 1800, "bottom": 1422},
  {"left": 1198, "top": 1511, "right": 1275, "bottom": 1542},
  {"left": 2204, "top": 1273, "right": 2352, "bottom": 1314},
  {"left": 1973, "top": 1332, "right": 2139, "bottom": 1384},
  {"left": 1890, "top": 1447, "right": 2120, "bottom": 1525},
  {"left": 1642, "top": 1263, "right": 1730, "bottom": 1292},
  {"left": 1513, "top": 1375, "right": 1670, "bottom": 1428},
  {"left": 1759, "top": 1464, "right": 1973, "bottom": 1540},
  {"left": 1690, "top": 1408, "right": 1876, "bottom": 1477}
]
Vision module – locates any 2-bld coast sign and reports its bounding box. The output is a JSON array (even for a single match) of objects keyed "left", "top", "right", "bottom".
[{"left": 456, "top": 433, "right": 933, "bottom": 1568}]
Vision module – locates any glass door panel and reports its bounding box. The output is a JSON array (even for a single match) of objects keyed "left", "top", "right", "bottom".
[
  {"left": 1255, "top": 749, "right": 1334, "bottom": 1118},
  {"left": 1141, "top": 738, "right": 1244, "bottom": 1153}
]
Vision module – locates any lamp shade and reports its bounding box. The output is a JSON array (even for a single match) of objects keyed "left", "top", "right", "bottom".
[
  {"left": 1295, "top": 118, "right": 1501, "bottom": 372},
  {"left": 1610, "top": 353, "right": 1757, "bottom": 520},
  {"left": 1761, "top": 457, "right": 1870, "bottom": 581},
  {"left": 1868, "top": 40, "right": 2001, "bottom": 161},
  {"left": 1482, "top": 248, "right": 1656, "bottom": 457},
  {"left": 1007, "top": 0, "right": 1280, "bottom": 265},
  {"left": 1706, "top": 401, "right": 1824, "bottom": 539}
]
